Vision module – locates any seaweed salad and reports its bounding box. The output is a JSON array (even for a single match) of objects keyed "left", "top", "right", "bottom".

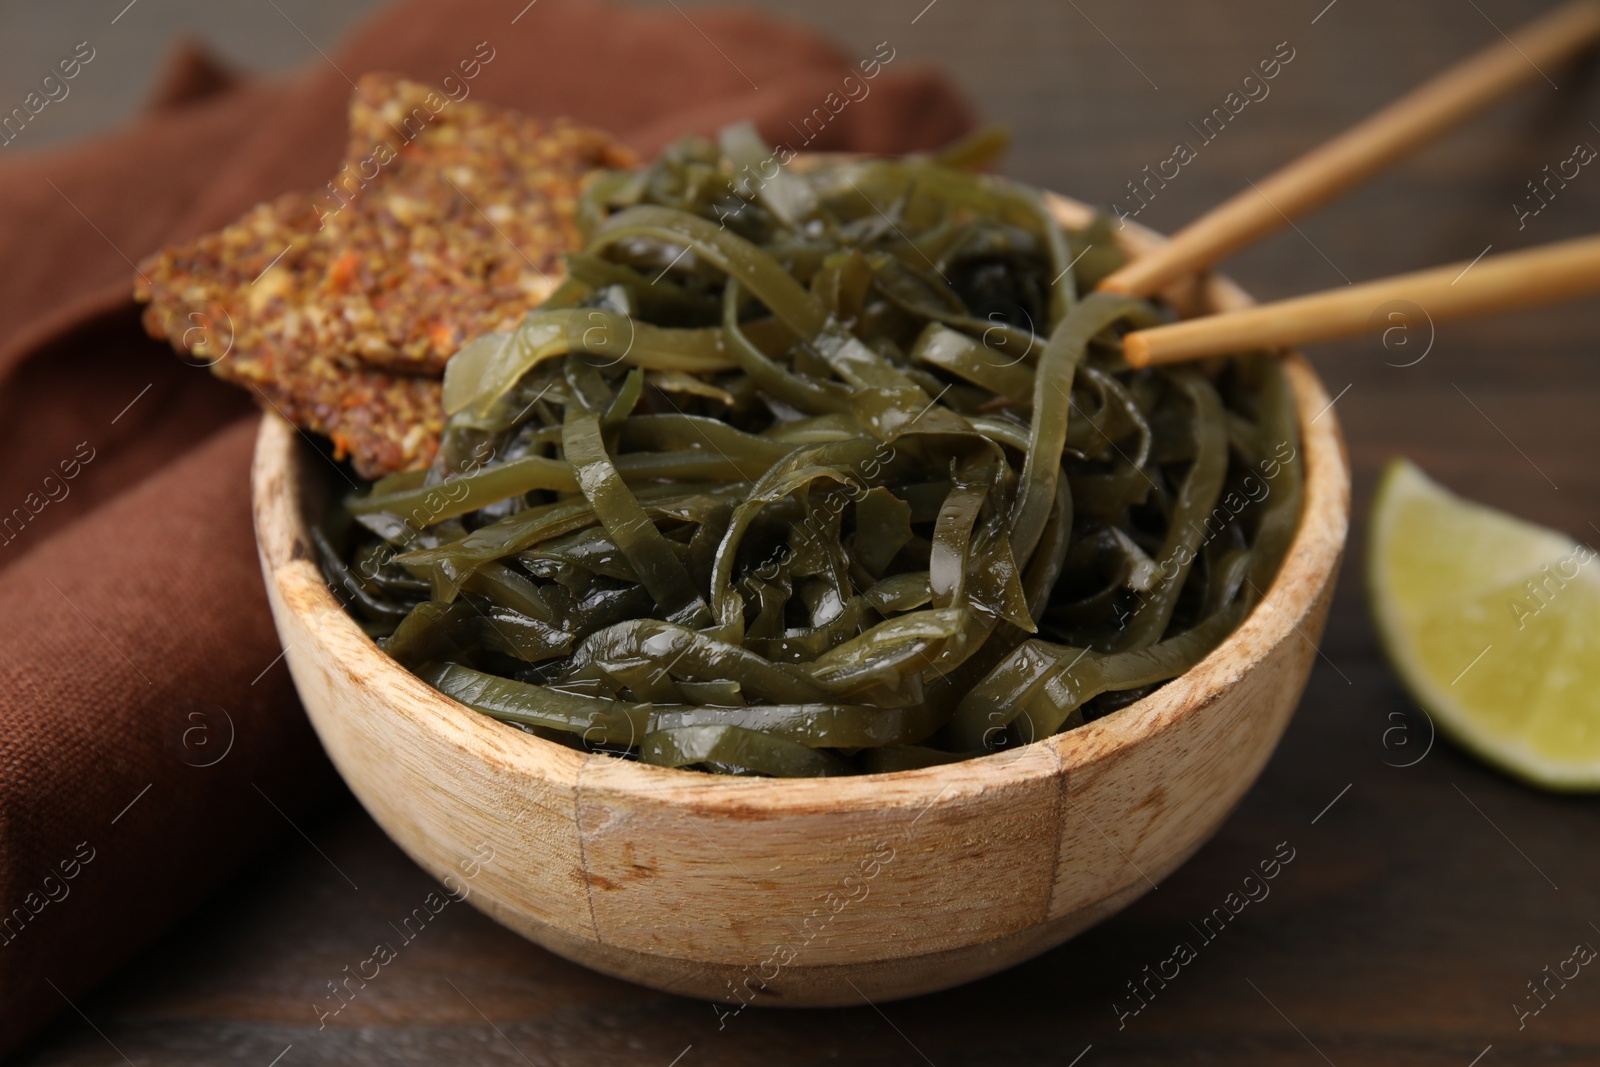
[{"left": 316, "top": 125, "right": 1303, "bottom": 777}]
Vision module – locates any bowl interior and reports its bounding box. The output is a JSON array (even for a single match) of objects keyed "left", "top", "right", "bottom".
[{"left": 255, "top": 188, "right": 1350, "bottom": 818}]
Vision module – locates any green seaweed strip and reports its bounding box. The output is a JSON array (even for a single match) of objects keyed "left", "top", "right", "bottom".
[
  {"left": 562, "top": 407, "right": 711, "bottom": 628},
  {"left": 639, "top": 725, "right": 848, "bottom": 777}
]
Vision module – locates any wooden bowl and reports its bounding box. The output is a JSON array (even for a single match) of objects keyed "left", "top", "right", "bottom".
[{"left": 251, "top": 191, "right": 1350, "bottom": 1007}]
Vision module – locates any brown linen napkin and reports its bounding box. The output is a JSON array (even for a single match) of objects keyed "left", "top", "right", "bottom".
[{"left": 0, "top": 0, "right": 975, "bottom": 1054}]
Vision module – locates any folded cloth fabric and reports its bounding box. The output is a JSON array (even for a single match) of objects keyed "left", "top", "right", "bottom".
[{"left": 0, "top": 0, "right": 974, "bottom": 1053}]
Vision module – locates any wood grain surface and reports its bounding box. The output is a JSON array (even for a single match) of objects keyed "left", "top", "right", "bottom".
[{"left": 12, "top": 0, "right": 1600, "bottom": 1062}]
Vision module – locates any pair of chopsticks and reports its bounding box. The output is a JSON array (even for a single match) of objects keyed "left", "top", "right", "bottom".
[{"left": 1109, "top": 0, "right": 1600, "bottom": 368}]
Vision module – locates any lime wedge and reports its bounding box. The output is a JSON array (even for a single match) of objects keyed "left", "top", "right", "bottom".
[{"left": 1368, "top": 459, "right": 1600, "bottom": 790}]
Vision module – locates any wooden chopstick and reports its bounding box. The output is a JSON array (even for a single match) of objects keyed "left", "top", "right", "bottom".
[
  {"left": 1097, "top": 0, "right": 1600, "bottom": 299},
  {"left": 1121, "top": 234, "right": 1600, "bottom": 367}
]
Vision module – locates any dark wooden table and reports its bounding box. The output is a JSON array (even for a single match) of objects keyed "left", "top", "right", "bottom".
[{"left": 13, "top": 0, "right": 1600, "bottom": 1062}]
